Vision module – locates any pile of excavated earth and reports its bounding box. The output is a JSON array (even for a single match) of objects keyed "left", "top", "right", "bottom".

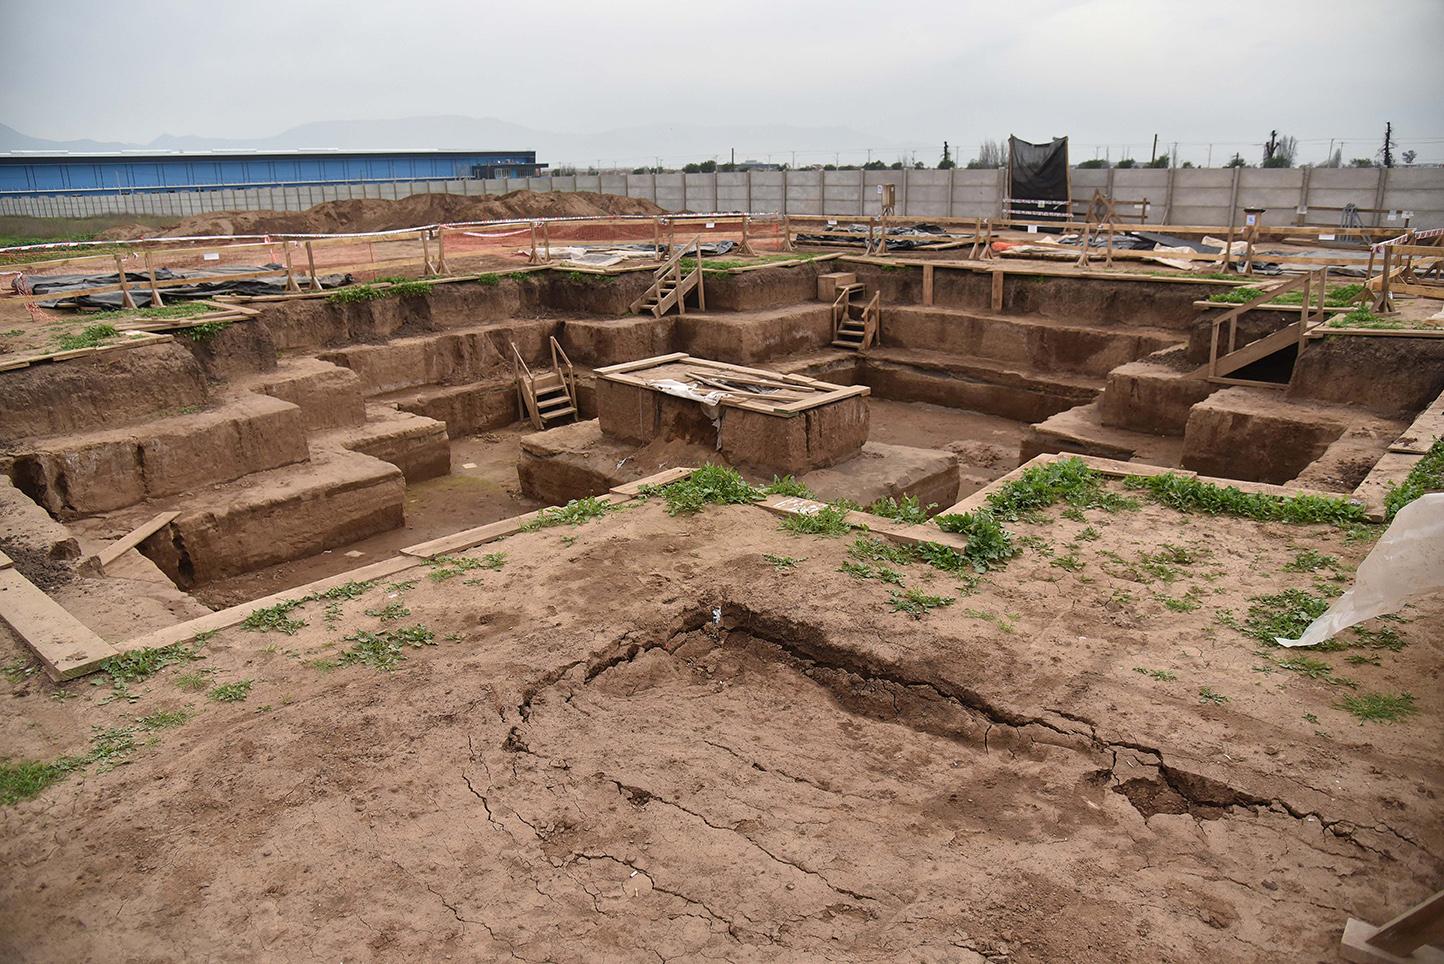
[
  {"left": 96, "top": 189, "right": 667, "bottom": 239},
  {"left": 1, "top": 209, "right": 1441, "bottom": 962}
]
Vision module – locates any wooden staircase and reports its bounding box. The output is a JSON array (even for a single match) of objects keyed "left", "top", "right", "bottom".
[
  {"left": 512, "top": 336, "right": 579, "bottom": 430},
  {"left": 1197, "top": 269, "right": 1331, "bottom": 387},
  {"left": 630, "top": 236, "right": 705, "bottom": 318},
  {"left": 831, "top": 284, "right": 881, "bottom": 351}
]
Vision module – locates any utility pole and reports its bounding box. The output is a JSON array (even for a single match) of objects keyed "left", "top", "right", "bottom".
[
  {"left": 791, "top": 150, "right": 797, "bottom": 168},
  {"left": 1171, "top": 141, "right": 1178, "bottom": 167},
  {"left": 1207, "top": 144, "right": 1213, "bottom": 167},
  {"left": 1150, "top": 133, "right": 1158, "bottom": 164},
  {"left": 1382, "top": 121, "right": 1394, "bottom": 168},
  {"left": 730, "top": 147, "right": 735, "bottom": 167}
]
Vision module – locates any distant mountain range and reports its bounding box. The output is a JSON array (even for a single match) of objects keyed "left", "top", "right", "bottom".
[{"left": 0, "top": 116, "right": 894, "bottom": 167}]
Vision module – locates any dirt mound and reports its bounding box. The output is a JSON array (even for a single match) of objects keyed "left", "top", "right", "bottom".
[{"left": 112, "top": 190, "right": 666, "bottom": 240}]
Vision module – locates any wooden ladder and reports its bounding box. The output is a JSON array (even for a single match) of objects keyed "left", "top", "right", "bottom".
[
  {"left": 512, "top": 336, "right": 578, "bottom": 430},
  {"left": 831, "top": 284, "right": 880, "bottom": 351},
  {"left": 630, "top": 236, "right": 705, "bottom": 318},
  {"left": 1197, "top": 268, "right": 1331, "bottom": 387}
]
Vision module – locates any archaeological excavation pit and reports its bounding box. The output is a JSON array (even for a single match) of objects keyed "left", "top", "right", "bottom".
[{"left": 1, "top": 206, "right": 1441, "bottom": 962}]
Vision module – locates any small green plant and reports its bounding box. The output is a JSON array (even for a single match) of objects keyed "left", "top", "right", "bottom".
[
  {"left": 867, "top": 495, "right": 934, "bottom": 525},
  {"left": 1050, "top": 552, "right": 1084, "bottom": 572},
  {"left": 1125, "top": 472, "right": 1367, "bottom": 526},
  {"left": 1198, "top": 687, "right": 1229, "bottom": 705},
  {"left": 427, "top": 552, "right": 505, "bottom": 582},
  {"left": 780, "top": 500, "right": 855, "bottom": 537},
  {"left": 521, "top": 496, "right": 617, "bottom": 531},
  {"left": 1232, "top": 588, "right": 1330, "bottom": 643},
  {"left": 1078, "top": 525, "right": 1101, "bottom": 541},
  {"left": 1273, "top": 654, "right": 1355, "bottom": 687},
  {"left": 1160, "top": 595, "right": 1200, "bottom": 613},
  {"left": 652, "top": 464, "right": 761, "bottom": 515},
  {"left": 98, "top": 642, "right": 204, "bottom": 692},
  {"left": 984, "top": 457, "right": 1137, "bottom": 519},
  {"left": 55, "top": 323, "right": 119, "bottom": 352},
  {"left": 327, "top": 284, "right": 388, "bottom": 305},
  {"left": 208, "top": 680, "right": 253, "bottom": 703},
  {"left": 849, "top": 536, "right": 915, "bottom": 566},
  {"left": 1337, "top": 691, "right": 1417, "bottom": 723},
  {"left": 1133, "top": 667, "right": 1178, "bottom": 682},
  {"left": 1384, "top": 438, "right": 1443, "bottom": 521},
  {"left": 1284, "top": 548, "right": 1341, "bottom": 573},
  {"left": 365, "top": 602, "right": 412, "bottom": 622},
  {"left": 1351, "top": 626, "right": 1407, "bottom": 651},
  {"left": 179, "top": 320, "right": 232, "bottom": 342},
  {"left": 888, "top": 588, "right": 954, "bottom": 619},
  {"left": 1346, "top": 653, "right": 1382, "bottom": 667},
  {"left": 761, "top": 475, "right": 814, "bottom": 499},
  {"left": 963, "top": 608, "right": 1017, "bottom": 634},
  {"left": 339, "top": 624, "right": 437, "bottom": 671},
  {"left": 241, "top": 599, "right": 307, "bottom": 635},
  {"left": 137, "top": 708, "right": 191, "bottom": 730},
  {"left": 174, "top": 671, "right": 211, "bottom": 692},
  {"left": 763, "top": 553, "right": 800, "bottom": 572},
  {"left": 311, "top": 579, "right": 377, "bottom": 601},
  {"left": 933, "top": 508, "right": 1018, "bottom": 573}
]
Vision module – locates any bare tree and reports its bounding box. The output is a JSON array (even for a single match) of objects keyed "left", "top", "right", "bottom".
[{"left": 967, "top": 139, "right": 1006, "bottom": 169}]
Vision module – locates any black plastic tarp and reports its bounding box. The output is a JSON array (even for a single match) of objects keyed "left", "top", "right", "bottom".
[
  {"left": 794, "top": 222, "right": 959, "bottom": 249},
  {"left": 25, "top": 264, "right": 353, "bottom": 309},
  {"left": 1007, "top": 136, "right": 1069, "bottom": 222}
]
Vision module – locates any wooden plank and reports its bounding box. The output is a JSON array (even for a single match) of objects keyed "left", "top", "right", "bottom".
[
  {"left": 0, "top": 548, "right": 12, "bottom": 570},
  {"left": 1390, "top": 392, "right": 1444, "bottom": 454},
  {"left": 401, "top": 492, "right": 633, "bottom": 558},
  {"left": 609, "top": 466, "right": 697, "bottom": 496},
  {"left": 95, "top": 511, "right": 180, "bottom": 569},
  {"left": 1341, "top": 916, "right": 1444, "bottom": 963},
  {"left": 1361, "top": 890, "right": 1444, "bottom": 958},
  {"left": 115, "top": 554, "right": 423, "bottom": 655},
  {"left": 595, "top": 352, "right": 690, "bottom": 375},
  {"left": 755, "top": 494, "right": 968, "bottom": 551},
  {"left": 935, "top": 454, "right": 1058, "bottom": 516},
  {"left": 0, "top": 568, "right": 119, "bottom": 681}
]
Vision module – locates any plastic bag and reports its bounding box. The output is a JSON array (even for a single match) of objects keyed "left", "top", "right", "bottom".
[{"left": 1278, "top": 493, "right": 1444, "bottom": 647}]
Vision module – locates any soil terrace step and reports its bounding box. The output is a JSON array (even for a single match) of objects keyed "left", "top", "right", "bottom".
[
  {"left": 317, "top": 320, "right": 561, "bottom": 397},
  {"left": 241, "top": 357, "right": 367, "bottom": 432},
  {"left": 516, "top": 418, "right": 958, "bottom": 510},
  {"left": 671, "top": 304, "right": 835, "bottom": 364},
  {"left": 1182, "top": 387, "right": 1403, "bottom": 486},
  {"left": 881, "top": 305, "right": 1182, "bottom": 378},
  {"left": 315, "top": 406, "right": 451, "bottom": 483},
  {"left": 861, "top": 347, "right": 1103, "bottom": 423},
  {"left": 1021, "top": 400, "right": 1185, "bottom": 467},
  {"left": 1098, "top": 351, "right": 1220, "bottom": 436},
  {"left": 91, "top": 447, "right": 405, "bottom": 589},
  {"left": 375, "top": 376, "right": 520, "bottom": 438},
  {"left": 8, "top": 394, "right": 311, "bottom": 516}
]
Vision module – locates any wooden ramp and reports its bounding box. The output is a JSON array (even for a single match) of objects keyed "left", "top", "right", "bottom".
[{"left": 0, "top": 550, "right": 118, "bottom": 681}]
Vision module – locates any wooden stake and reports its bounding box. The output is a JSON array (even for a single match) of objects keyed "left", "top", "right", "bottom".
[
  {"left": 113, "top": 254, "right": 137, "bottom": 309},
  {"left": 991, "top": 269, "right": 1004, "bottom": 312},
  {"left": 304, "top": 241, "right": 322, "bottom": 292},
  {"left": 281, "top": 242, "right": 300, "bottom": 292},
  {"left": 542, "top": 221, "right": 551, "bottom": 262},
  {"left": 142, "top": 251, "right": 164, "bottom": 307},
  {"left": 434, "top": 230, "right": 449, "bottom": 275}
]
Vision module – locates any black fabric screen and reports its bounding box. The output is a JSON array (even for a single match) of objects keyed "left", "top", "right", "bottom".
[{"left": 1007, "top": 136, "right": 1069, "bottom": 222}]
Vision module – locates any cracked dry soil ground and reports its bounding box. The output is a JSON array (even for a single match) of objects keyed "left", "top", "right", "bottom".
[{"left": 1, "top": 496, "right": 1440, "bottom": 962}]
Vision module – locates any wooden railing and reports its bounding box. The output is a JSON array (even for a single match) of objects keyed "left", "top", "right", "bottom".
[{"left": 1203, "top": 269, "right": 1331, "bottom": 382}]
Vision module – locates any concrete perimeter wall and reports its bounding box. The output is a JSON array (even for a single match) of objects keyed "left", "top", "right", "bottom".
[{"left": 4, "top": 166, "right": 1441, "bottom": 231}]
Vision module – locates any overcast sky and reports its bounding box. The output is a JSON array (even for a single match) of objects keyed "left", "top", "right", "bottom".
[{"left": 4, "top": 0, "right": 1442, "bottom": 166}]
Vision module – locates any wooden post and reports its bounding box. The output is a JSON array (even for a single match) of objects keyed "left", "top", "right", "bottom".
[
  {"left": 528, "top": 222, "right": 538, "bottom": 266},
  {"left": 434, "top": 229, "right": 449, "bottom": 275},
  {"left": 990, "top": 269, "right": 1004, "bottom": 312},
  {"left": 782, "top": 215, "right": 794, "bottom": 252},
  {"left": 281, "top": 242, "right": 300, "bottom": 292},
  {"left": 1221, "top": 220, "right": 1236, "bottom": 273},
  {"left": 653, "top": 218, "right": 662, "bottom": 260},
  {"left": 113, "top": 254, "right": 137, "bottom": 309},
  {"left": 142, "top": 251, "right": 164, "bottom": 307},
  {"left": 304, "top": 241, "right": 322, "bottom": 292},
  {"left": 695, "top": 239, "right": 705, "bottom": 312},
  {"left": 1243, "top": 222, "right": 1257, "bottom": 276},
  {"left": 542, "top": 221, "right": 551, "bottom": 263},
  {"left": 1105, "top": 221, "right": 1116, "bottom": 268},
  {"left": 922, "top": 263, "right": 934, "bottom": 306}
]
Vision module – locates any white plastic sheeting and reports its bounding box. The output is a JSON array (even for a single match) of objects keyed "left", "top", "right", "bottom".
[{"left": 1278, "top": 493, "right": 1444, "bottom": 647}]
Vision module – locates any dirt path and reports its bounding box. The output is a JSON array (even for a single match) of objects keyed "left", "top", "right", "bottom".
[{"left": 1, "top": 491, "right": 1438, "bottom": 961}]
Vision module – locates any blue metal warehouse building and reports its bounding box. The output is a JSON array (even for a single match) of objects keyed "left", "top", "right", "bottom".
[{"left": 0, "top": 149, "right": 546, "bottom": 196}]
